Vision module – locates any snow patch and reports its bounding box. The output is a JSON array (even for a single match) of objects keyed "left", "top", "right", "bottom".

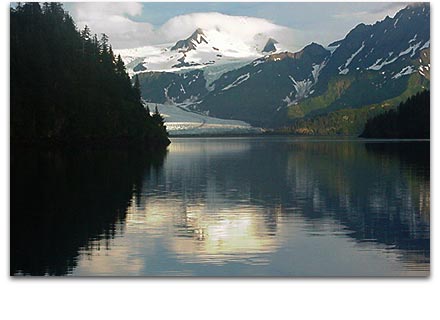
[
  {"left": 367, "top": 56, "right": 398, "bottom": 71},
  {"left": 409, "top": 34, "right": 418, "bottom": 43},
  {"left": 164, "top": 84, "right": 175, "bottom": 103},
  {"left": 288, "top": 76, "right": 313, "bottom": 100},
  {"left": 338, "top": 41, "right": 365, "bottom": 74},
  {"left": 311, "top": 61, "right": 326, "bottom": 83},
  {"left": 326, "top": 43, "right": 340, "bottom": 55},
  {"left": 399, "top": 41, "right": 422, "bottom": 58},
  {"left": 420, "top": 40, "right": 430, "bottom": 50},
  {"left": 222, "top": 73, "right": 250, "bottom": 91},
  {"left": 282, "top": 92, "right": 295, "bottom": 104},
  {"left": 392, "top": 66, "right": 415, "bottom": 79}
]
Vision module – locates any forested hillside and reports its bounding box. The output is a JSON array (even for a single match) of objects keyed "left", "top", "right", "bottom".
[
  {"left": 360, "top": 90, "right": 429, "bottom": 139},
  {"left": 10, "top": 2, "right": 169, "bottom": 147}
]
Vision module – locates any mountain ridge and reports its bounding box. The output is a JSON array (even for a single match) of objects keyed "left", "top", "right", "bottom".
[{"left": 126, "top": 3, "right": 430, "bottom": 132}]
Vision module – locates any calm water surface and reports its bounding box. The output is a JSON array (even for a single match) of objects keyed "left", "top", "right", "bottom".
[{"left": 11, "top": 137, "right": 430, "bottom": 276}]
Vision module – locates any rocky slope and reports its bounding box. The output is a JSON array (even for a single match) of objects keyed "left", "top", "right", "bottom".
[{"left": 123, "top": 3, "right": 430, "bottom": 131}]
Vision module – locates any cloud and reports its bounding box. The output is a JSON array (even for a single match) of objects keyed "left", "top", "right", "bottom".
[
  {"left": 69, "top": 3, "right": 301, "bottom": 50},
  {"left": 159, "top": 12, "right": 285, "bottom": 40},
  {"left": 332, "top": 2, "right": 408, "bottom": 22},
  {"left": 156, "top": 12, "right": 301, "bottom": 49},
  {"left": 70, "top": 2, "right": 155, "bottom": 49},
  {"left": 367, "top": 2, "right": 410, "bottom": 14}
]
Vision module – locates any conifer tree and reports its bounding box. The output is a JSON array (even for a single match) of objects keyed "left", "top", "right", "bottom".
[
  {"left": 10, "top": 2, "right": 170, "bottom": 147},
  {"left": 134, "top": 75, "right": 141, "bottom": 100}
]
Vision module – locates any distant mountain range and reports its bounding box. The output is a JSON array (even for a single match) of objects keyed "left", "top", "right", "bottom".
[{"left": 117, "top": 3, "right": 430, "bottom": 133}]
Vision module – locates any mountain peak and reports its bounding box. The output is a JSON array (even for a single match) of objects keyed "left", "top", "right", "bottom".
[
  {"left": 171, "top": 28, "right": 208, "bottom": 52},
  {"left": 194, "top": 27, "right": 204, "bottom": 35},
  {"left": 296, "top": 42, "right": 329, "bottom": 60},
  {"left": 262, "top": 38, "right": 278, "bottom": 53},
  {"left": 264, "top": 42, "right": 329, "bottom": 62}
]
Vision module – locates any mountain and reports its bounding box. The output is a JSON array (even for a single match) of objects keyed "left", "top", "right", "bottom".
[
  {"left": 116, "top": 27, "right": 281, "bottom": 75},
  {"left": 262, "top": 38, "right": 278, "bottom": 53},
  {"left": 170, "top": 28, "right": 208, "bottom": 52},
  {"left": 197, "top": 43, "right": 330, "bottom": 125},
  {"left": 122, "top": 3, "right": 430, "bottom": 132},
  {"left": 288, "top": 3, "right": 430, "bottom": 118},
  {"left": 137, "top": 69, "right": 208, "bottom": 104},
  {"left": 283, "top": 3, "right": 430, "bottom": 134}
]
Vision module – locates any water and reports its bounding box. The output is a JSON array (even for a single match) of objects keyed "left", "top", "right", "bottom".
[{"left": 11, "top": 137, "right": 430, "bottom": 276}]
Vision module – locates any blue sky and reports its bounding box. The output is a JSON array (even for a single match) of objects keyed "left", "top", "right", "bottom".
[
  {"left": 65, "top": 2, "right": 410, "bottom": 49},
  {"left": 136, "top": 2, "right": 408, "bottom": 28}
]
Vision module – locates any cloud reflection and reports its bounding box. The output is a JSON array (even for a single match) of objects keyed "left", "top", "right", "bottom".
[{"left": 72, "top": 138, "right": 429, "bottom": 276}]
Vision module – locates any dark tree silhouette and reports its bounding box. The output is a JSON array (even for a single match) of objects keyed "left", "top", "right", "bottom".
[
  {"left": 360, "top": 90, "right": 430, "bottom": 139},
  {"left": 10, "top": 2, "right": 170, "bottom": 147}
]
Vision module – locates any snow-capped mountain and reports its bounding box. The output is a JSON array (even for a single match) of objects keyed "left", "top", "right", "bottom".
[
  {"left": 319, "top": 2, "right": 429, "bottom": 84},
  {"left": 132, "top": 3, "right": 430, "bottom": 129},
  {"left": 196, "top": 43, "right": 330, "bottom": 125},
  {"left": 170, "top": 28, "right": 208, "bottom": 52},
  {"left": 292, "top": 2, "right": 430, "bottom": 119},
  {"left": 116, "top": 26, "right": 287, "bottom": 75}
]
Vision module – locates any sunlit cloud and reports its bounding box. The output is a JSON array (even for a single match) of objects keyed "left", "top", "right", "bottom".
[
  {"left": 68, "top": 2, "right": 410, "bottom": 50},
  {"left": 331, "top": 2, "right": 408, "bottom": 21},
  {"left": 69, "top": 3, "right": 300, "bottom": 50},
  {"left": 70, "top": 2, "right": 155, "bottom": 49}
]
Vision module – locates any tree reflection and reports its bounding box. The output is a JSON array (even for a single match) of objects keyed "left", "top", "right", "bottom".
[
  {"left": 283, "top": 140, "right": 430, "bottom": 265},
  {"left": 128, "top": 138, "right": 430, "bottom": 271},
  {"left": 11, "top": 138, "right": 430, "bottom": 276},
  {"left": 10, "top": 147, "right": 166, "bottom": 276}
]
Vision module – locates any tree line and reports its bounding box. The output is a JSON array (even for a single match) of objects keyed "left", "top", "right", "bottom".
[
  {"left": 11, "top": 2, "right": 169, "bottom": 147},
  {"left": 360, "top": 90, "right": 429, "bottom": 139}
]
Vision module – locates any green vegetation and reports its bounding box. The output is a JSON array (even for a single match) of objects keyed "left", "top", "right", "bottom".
[
  {"left": 281, "top": 71, "right": 429, "bottom": 136},
  {"left": 288, "top": 75, "right": 354, "bottom": 118},
  {"left": 11, "top": 2, "right": 169, "bottom": 147},
  {"left": 360, "top": 90, "right": 429, "bottom": 139}
]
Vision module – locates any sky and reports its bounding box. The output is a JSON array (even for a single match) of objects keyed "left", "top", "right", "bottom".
[{"left": 64, "top": 2, "right": 410, "bottom": 50}]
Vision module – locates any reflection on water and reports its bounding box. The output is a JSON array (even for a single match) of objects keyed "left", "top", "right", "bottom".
[
  {"left": 11, "top": 138, "right": 430, "bottom": 276},
  {"left": 10, "top": 147, "right": 166, "bottom": 275}
]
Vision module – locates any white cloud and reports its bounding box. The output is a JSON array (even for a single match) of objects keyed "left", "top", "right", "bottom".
[
  {"left": 70, "top": 2, "right": 155, "bottom": 49},
  {"left": 70, "top": 3, "right": 301, "bottom": 51},
  {"left": 159, "top": 12, "right": 286, "bottom": 41},
  {"left": 156, "top": 12, "right": 301, "bottom": 51},
  {"left": 331, "top": 3, "right": 407, "bottom": 23}
]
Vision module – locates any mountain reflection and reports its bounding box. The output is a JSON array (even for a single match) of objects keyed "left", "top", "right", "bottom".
[
  {"left": 93, "top": 138, "right": 427, "bottom": 275},
  {"left": 11, "top": 138, "right": 430, "bottom": 276},
  {"left": 10, "top": 147, "right": 166, "bottom": 276},
  {"left": 284, "top": 140, "right": 430, "bottom": 267}
]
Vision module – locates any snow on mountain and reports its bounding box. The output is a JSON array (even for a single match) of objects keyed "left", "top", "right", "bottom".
[
  {"left": 196, "top": 43, "right": 331, "bottom": 124},
  {"left": 222, "top": 73, "right": 250, "bottom": 91},
  {"left": 170, "top": 28, "right": 208, "bottom": 52},
  {"left": 124, "top": 4, "right": 430, "bottom": 128},
  {"left": 325, "top": 3, "right": 430, "bottom": 80},
  {"left": 115, "top": 25, "right": 289, "bottom": 76}
]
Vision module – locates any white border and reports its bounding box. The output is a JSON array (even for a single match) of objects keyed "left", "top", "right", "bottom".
[{"left": 1, "top": 1, "right": 438, "bottom": 320}]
